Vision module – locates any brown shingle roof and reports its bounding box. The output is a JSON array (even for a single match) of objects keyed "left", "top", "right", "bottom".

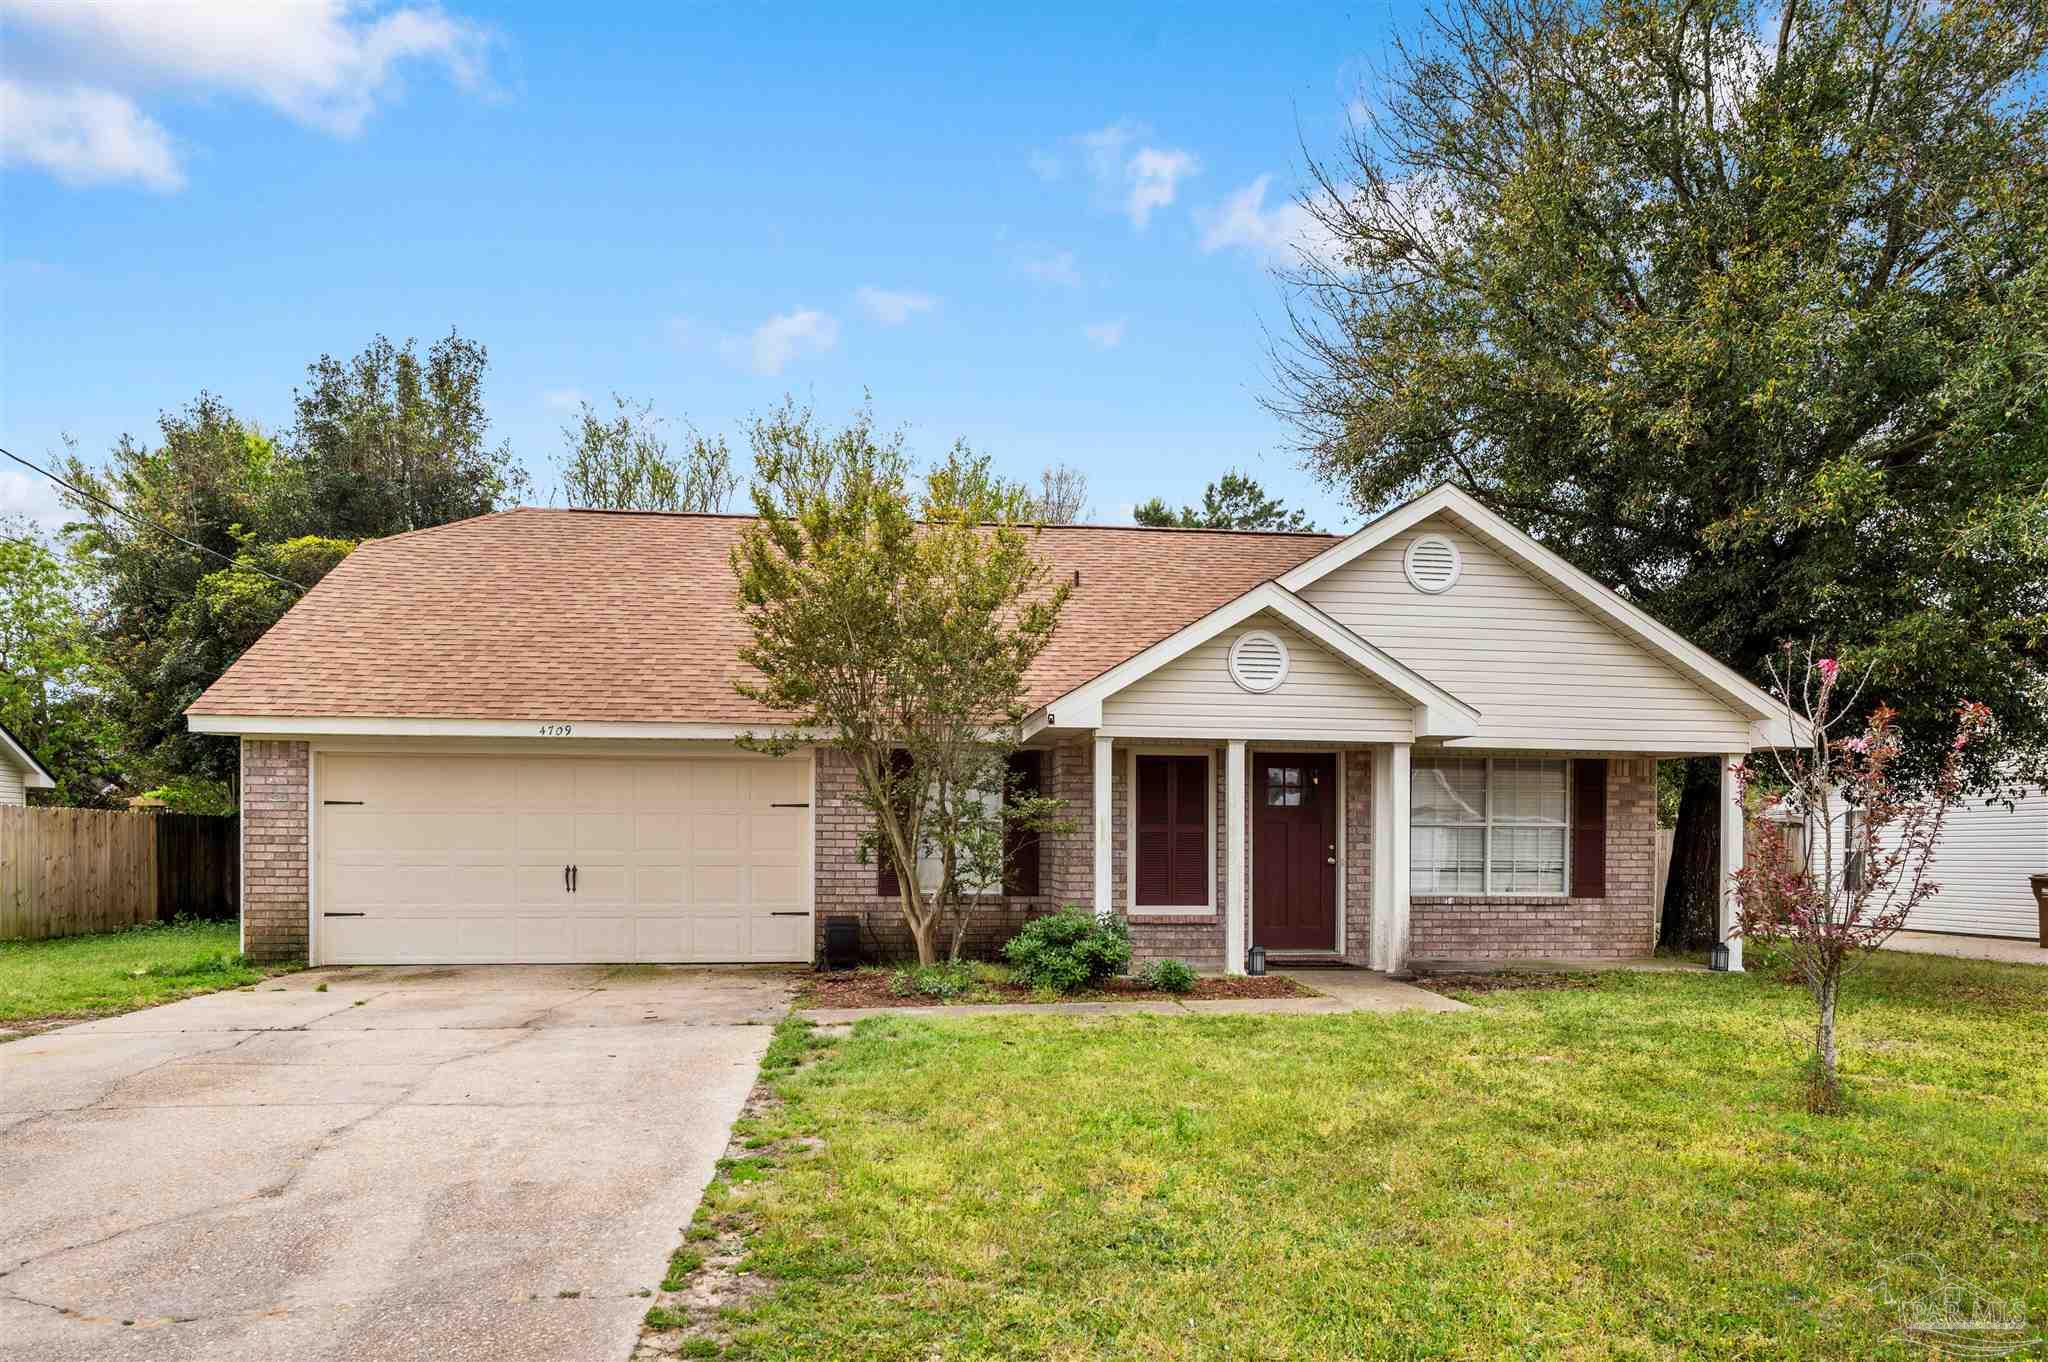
[{"left": 187, "top": 508, "right": 1338, "bottom": 723}]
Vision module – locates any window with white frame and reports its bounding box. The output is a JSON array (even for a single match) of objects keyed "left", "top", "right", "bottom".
[{"left": 1411, "top": 757, "right": 1568, "bottom": 894}]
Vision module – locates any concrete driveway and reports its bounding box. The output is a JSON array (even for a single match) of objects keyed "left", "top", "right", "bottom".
[{"left": 0, "top": 964, "right": 796, "bottom": 1362}]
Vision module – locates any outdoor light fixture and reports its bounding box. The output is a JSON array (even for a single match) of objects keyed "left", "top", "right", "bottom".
[
  {"left": 1709, "top": 941, "right": 1732, "bottom": 972},
  {"left": 1246, "top": 945, "right": 1267, "bottom": 976}
]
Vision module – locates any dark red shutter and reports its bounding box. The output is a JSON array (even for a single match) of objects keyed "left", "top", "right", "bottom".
[
  {"left": 875, "top": 749, "right": 914, "bottom": 897},
  {"left": 1003, "top": 750, "right": 1044, "bottom": 897},
  {"left": 1135, "top": 754, "right": 1209, "bottom": 907},
  {"left": 1570, "top": 759, "right": 1608, "bottom": 898}
]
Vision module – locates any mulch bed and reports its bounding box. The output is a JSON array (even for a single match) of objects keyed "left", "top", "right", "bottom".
[
  {"left": 798, "top": 971, "right": 1315, "bottom": 1009},
  {"left": 1412, "top": 971, "right": 1601, "bottom": 996}
]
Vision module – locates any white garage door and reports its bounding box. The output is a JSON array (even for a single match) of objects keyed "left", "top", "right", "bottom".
[{"left": 315, "top": 751, "right": 812, "bottom": 964}]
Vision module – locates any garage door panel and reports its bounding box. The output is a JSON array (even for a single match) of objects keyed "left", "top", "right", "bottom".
[
  {"left": 747, "top": 761, "right": 806, "bottom": 805},
  {"left": 573, "top": 916, "right": 634, "bottom": 960},
  {"left": 690, "top": 865, "right": 743, "bottom": 905},
  {"left": 690, "top": 915, "right": 745, "bottom": 960},
  {"left": 572, "top": 863, "right": 631, "bottom": 902},
  {"left": 634, "top": 812, "right": 688, "bottom": 852},
  {"left": 574, "top": 812, "right": 632, "bottom": 853},
  {"left": 693, "top": 814, "right": 741, "bottom": 853},
  {"left": 325, "top": 861, "right": 391, "bottom": 908},
  {"left": 317, "top": 752, "right": 811, "bottom": 964},
  {"left": 634, "top": 866, "right": 688, "bottom": 905},
  {"left": 751, "top": 863, "right": 806, "bottom": 906},
  {"left": 419, "top": 813, "right": 515, "bottom": 853},
  {"left": 517, "top": 811, "right": 575, "bottom": 852},
  {"left": 515, "top": 916, "right": 577, "bottom": 961},
  {"left": 751, "top": 914, "right": 811, "bottom": 961},
  {"left": 516, "top": 863, "right": 575, "bottom": 905},
  {"left": 749, "top": 811, "right": 802, "bottom": 853}
]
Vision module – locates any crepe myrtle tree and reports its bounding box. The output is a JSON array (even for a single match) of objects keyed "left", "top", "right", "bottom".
[
  {"left": 730, "top": 400, "right": 1072, "bottom": 965},
  {"left": 1733, "top": 645, "right": 1991, "bottom": 1110}
]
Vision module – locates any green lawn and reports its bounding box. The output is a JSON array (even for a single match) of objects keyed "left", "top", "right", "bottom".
[
  {"left": 671, "top": 949, "right": 2046, "bottom": 1360},
  {"left": 0, "top": 919, "right": 294, "bottom": 1026}
]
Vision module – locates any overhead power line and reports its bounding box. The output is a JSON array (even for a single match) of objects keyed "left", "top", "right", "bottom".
[{"left": 0, "top": 443, "right": 305, "bottom": 594}]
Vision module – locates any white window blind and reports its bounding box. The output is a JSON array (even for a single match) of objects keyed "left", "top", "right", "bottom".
[{"left": 1411, "top": 757, "right": 1568, "bottom": 895}]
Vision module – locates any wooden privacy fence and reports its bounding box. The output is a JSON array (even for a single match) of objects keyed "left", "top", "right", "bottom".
[{"left": 0, "top": 808, "right": 238, "bottom": 942}]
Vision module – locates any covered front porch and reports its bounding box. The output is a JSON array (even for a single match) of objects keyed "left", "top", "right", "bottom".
[{"left": 1065, "top": 733, "right": 1748, "bottom": 977}]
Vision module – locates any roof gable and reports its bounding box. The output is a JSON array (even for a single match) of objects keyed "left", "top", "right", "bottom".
[
  {"left": 1040, "top": 581, "right": 1479, "bottom": 738},
  {"left": 0, "top": 721, "right": 55, "bottom": 789},
  {"left": 1279, "top": 486, "right": 1795, "bottom": 744}
]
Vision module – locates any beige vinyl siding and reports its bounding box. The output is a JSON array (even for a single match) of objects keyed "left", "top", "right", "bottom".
[
  {"left": 0, "top": 761, "right": 25, "bottom": 807},
  {"left": 1300, "top": 518, "right": 1753, "bottom": 751},
  {"left": 1102, "top": 615, "right": 1413, "bottom": 741}
]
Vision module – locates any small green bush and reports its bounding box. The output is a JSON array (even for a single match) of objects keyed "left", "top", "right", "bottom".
[
  {"left": 1138, "top": 958, "right": 1198, "bottom": 995},
  {"left": 889, "top": 961, "right": 977, "bottom": 1000},
  {"left": 1003, "top": 908, "right": 1131, "bottom": 993}
]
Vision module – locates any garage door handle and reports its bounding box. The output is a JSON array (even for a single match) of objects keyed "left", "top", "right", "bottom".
[
  {"left": 563, "top": 865, "right": 571, "bottom": 894},
  {"left": 570, "top": 864, "right": 578, "bottom": 893}
]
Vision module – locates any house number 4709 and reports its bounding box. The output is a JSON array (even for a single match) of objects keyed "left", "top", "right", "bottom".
[{"left": 538, "top": 723, "right": 574, "bottom": 737}]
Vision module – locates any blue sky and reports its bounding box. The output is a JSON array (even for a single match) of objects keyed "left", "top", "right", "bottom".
[{"left": 1, "top": 2, "right": 1412, "bottom": 534}]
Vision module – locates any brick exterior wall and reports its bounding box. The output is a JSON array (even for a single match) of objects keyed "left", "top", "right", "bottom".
[
  {"left": 1408, "top": 756, "right": 1658, "bottom": 965},
  {"left": 813, "top": 745, "right": 1087, "bottom": 963},
  {"left": 240, "top": 738, "right": 310, "bottom": 963},
  {"left": 1340, "top": 749, "right": 1374, "bottom": 965}
]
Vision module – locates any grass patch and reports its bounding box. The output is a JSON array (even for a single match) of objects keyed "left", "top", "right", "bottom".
[
  {"left": 693, "top": 949, "right": 2047, "bottom": 1360},
  {"left": 0, "top": 920, "right": 296, "bottom": 1026}
]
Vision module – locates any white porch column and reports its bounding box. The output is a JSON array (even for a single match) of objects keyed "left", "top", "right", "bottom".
[
  {"left": 1092, "top": 734, "right": 1115, "bottom": 922},
  {"left": 1386, "top": 742, "right": 1412, "bottom": 974},
  {"left": 1224, "top": 739, "right": 1247, "bottom": 975},
  {"left": 1718, "top": 751, "right": 1746, "bottom": 972}
]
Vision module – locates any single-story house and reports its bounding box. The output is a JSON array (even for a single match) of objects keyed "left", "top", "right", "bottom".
[
  {"left": 1891, "top": 789, "right": 2046, "bottom": 940},
  {"left": 187, "top": 484, "right": 1794, "bottom": 974},
  {"left": 0, "top": 721, "right": 56, "bottom": 806},
  {"left": 1772, "top": 787, "right": 2048, "bottom": 943}
]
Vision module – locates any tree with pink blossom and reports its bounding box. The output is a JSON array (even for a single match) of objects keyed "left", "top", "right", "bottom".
[{"left": 1733, "top": 644, "right": 1991, "bottom": 1111}]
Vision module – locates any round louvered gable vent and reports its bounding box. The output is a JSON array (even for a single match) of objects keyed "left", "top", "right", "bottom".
[
  {"left": 1228, "top": 629, "right": 1290, "bottom": 693},
  {"left": 1403, "top": 534, "right": 1463, "bottom": 594}
]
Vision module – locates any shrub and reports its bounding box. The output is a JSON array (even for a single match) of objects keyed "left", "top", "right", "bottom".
[
  {"left": 1002, "top": 908, "right": 1131, "bottom": 994},
  {"left": 888, "top": 961, "right": 977, "bottom": 1000},
  {"left": 1137, "top": 958, "right": 1198, "bottom": 995}
]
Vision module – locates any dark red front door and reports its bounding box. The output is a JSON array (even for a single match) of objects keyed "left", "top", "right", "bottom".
[{"left": 1252, "top": 753, "right": 1337, "bottom": 951}]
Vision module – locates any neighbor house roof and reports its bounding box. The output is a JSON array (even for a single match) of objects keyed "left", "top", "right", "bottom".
[
  {"left": 186, "top": 508, "right": 1337, "bottom": 730},
  {"left": 0, "top": 720, "right": 56, "bottom": 789}
]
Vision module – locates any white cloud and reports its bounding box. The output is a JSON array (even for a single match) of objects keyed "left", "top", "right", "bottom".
[
  {"left": 1064, "top": 121, "right": 1199, "bottom": 229},
  {"left": 1124, "top": 146, "right": 1198, "bottom": 229},
  {"left": 854, "top": 286, "right": 937, "bottom": 326},
  {"left": 724, "top": 308, "right": 839, "bottom": 377},
  {"left": 1083, "top": 319, "right": 1127, "bottom": 350},
  {"left": 541, "top": 388, "right": 587, "bottom": 412},
  {"left": 0, "top": 0, "right": 489, "bottom": 189},
  {"left": 1018, "top": 249, "right": 1081, "bottom": 288},
  {"left": 0, "top": 468, "right": 75, "bottom": 536},
  {"left": 0, "top": 81, "right": 182, "bottom": 190},
  {"left": 1200, "top": 174, "right": 1339, "bottom": 265}
]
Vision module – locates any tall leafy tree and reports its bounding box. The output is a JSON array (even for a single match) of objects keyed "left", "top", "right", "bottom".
[
  {"left": 61, "top": 399, "right": 289, "bottom": 800},
  {"left": 731, "top": 402, "right": 1070, "bottom": 964},
  {"left": 59, "top": 332, "right": 527, "bottom": 804},
  {"left": 1133, "top": 469, "right": 1322, "bottom": 530},
  {"left": 1273, "top": 0, "right": 2048, "bottom": 940},
  {"left": 555, "top": 394, "right": 737, "bottom": 512},
  {"left": 0, "top": 519, "right": 116, "bottom": 805},
  {"left": 286, "top": 330, "right": 528, "bottom": 538}
]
